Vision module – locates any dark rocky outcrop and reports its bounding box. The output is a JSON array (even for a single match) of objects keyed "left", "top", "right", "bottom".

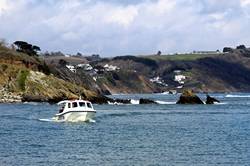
[
  {"left": 22, "top": 95, "right": 49, "bottom": 102},
  {"left": 205, "top": 95, "right": 220, "bottom": 104},
  {"left": 176, "top": 90, "right": 204, "bottom": 104},
  {"left": 139, "top": 98, "right": 157, "bottom": 104},
  {"left": 88, "top": 96, "right": 110, "bottom": 104},
  {"left": 108, "top": 98, "right": 131, "bottom": 104}
]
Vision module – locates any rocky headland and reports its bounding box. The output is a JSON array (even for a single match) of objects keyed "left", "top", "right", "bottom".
[{"left": 0, "top": 41, "right": 250, "bottom": 104}]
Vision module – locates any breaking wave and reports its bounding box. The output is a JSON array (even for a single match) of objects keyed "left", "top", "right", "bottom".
[
  {"left": 155, "top": 100, "right": 176, "bottom": 104},
  {"left": 130, "top": 99, "right": 140, "bottom": 105},
  {"left": 226, "top": 94, "right": 250, "bottom": 98},
  {"left": 108, "top": 99, "right": 176, "bottom": 105}
]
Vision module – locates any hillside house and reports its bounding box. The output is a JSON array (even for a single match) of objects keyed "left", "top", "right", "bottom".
[
  {"left": 150, "top": 76, "right": 168, "bottom": 87},
  {"left": 66, "top": 65, "right": 76, "bottom": 73},
  {"left": 104, "top": 64, "right": 120, "bottom": 71},
  {"left": 77, "top": 64, "right": 93, "bottom": 71},
  {"left": 174, "top": 75, "right": 186, "bottom": 84}
]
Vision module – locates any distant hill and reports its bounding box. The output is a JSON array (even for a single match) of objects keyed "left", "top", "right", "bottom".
[{"left": 47, "top": 45, "right": 250, "bottom": 94}]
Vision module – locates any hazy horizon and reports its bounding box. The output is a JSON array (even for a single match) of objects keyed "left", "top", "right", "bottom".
[{"left": 0, "top": 0, "right": 250, "bottom": 56}]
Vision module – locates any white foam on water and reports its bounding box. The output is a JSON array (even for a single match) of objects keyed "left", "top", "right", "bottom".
[
  {"left": 226, "top": 95, "right": 250, "bottom": 98},
  {"left": 214, "top": 102, "right": 227, "bottom": 105},
  {"left": 24, "top": 102, "right": 39, "bottom": 105},
  {"left": 39, "top": 118, "right": 96, "bottom": 123},
  {"left": 155, "top": 100, "right": 176, "bottom": 105},
  {"left": 39, "top": 118, "right": 55, "bottom": 122},
  {"left": 130, "top": 99, "right": 140, "bottom": 105},
  {"left": 88, "top": 119, "right": 96, "bottom": 123},
  {"left": 39, "top": 117, "right": 65, "bottom": 122},
  {"left": 108, "top": 101, "right": 124, "bottom": 105}
]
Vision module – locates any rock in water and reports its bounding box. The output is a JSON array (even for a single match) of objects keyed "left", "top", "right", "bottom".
[
  {"left": 139, "top": 98, "right": 157, "bottom": 104},
  {"left": 176, "top": 90, "right": 204, "bottom": 104},
  {"left": 206, "top": 95, "right": 220, "bottom": 104}
]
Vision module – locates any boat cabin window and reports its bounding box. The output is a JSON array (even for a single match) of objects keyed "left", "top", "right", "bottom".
[
  {"left": 79, "top": 102, "right": 85, "bottom": 107},
  {"left": 87, "top": 102, "right": 92, "bottom": 108},
  {"left": 72, "top": 102, "right": 78, "bottom": 108},
  {"left": 67, "top": 103, "right": 71, "bottom": 108}
]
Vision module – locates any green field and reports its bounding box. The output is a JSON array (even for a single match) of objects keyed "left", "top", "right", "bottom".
[{"left": 145, "top": 53, "right": 222, "bottom": 61}]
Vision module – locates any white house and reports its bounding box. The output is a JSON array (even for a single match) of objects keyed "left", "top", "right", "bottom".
[
  {"left": 150, "top": 76, "right": 168, "bottom": 87},
  {"left": 174, "top": 75, "right": 186, "bottom": 84},
  {"left": 66, "top": 65, "right": 76, "bottom": 73},
  {"left": 104, "top": 64, "right": 120, "bottom": 71},
  {"left": 77, "top": 64, "right": 93, "bottom": 71}
]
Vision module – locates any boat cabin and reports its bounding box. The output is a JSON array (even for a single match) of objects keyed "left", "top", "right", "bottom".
[{"left": 58, "top": 100, "right": 94, "bottom": 113}]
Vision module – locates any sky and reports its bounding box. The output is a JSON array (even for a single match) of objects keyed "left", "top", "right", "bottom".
[{"left": 0, "top": 0, "right": 250, "bottom": 56}]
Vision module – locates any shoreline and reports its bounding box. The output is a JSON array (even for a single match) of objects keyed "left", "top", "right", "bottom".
[{"left": 1, "top": 92, "right": 249, "bottom": 105}]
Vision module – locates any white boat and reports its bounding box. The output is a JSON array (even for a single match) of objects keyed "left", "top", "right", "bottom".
[{"left": 53, "top": 100, "right": 96, "bottom": 122}]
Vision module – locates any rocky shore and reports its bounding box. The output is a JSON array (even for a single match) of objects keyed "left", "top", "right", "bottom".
[
  {"left": 0, "top": 88, "right": 22, "bottom": 103},
  {"left": 176, "top": 90, "right": 220, "bottom": 105}
]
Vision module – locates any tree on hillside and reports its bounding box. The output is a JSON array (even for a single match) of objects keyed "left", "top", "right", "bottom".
[
  {"left": 13, "top": 41, "right": 28, "bottom": 50},
  {"left": 44, "top": 51, "right": 65, "bottom": 57},
  {"left": 13, "top": 41, "right": 41, "bottom": 56},
  {"left": 236, "top": 45, "right": 246, "bottom": 50},
  {"left": 59, "top": 59, "right": 68, "bottom": 66},
  {"left": 157, "top": 51, "right": 162, "bottom": 56},
  {"left": 76, "top": 52, "right": 82, "bottom": 57},
  {"left": 32, "top": 45, "right": 41, "bottom": 52}
]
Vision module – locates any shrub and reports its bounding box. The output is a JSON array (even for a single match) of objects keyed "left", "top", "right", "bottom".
[
  {"left": 236, "top": 45, "right": 246, "bottom": 50},
  {"left": 1, "top": 64, "right": 8, "bottom": 71},
  {"left": 18, "top": 70, "right": 29, "bottom": 91}
]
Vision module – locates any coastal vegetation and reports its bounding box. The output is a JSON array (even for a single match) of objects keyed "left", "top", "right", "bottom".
[
  {"left": 1, "top": 39, "right": 250, "bottom": 103},
  {"left": 17, "top": 70, "right": 29, "bottom": 91},
  {"left": 0, "top": 43, "right": 109, "bottom": 103}
]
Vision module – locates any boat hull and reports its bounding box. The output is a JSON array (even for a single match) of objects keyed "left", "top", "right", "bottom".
[{"left": 55, "top": 111, "right": 96, "bottom": 122}]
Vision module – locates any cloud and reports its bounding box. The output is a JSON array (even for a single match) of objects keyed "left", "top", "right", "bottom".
[
  {"left": 241, "top": 0, "right": 250, "bottom": 6},
  {"left": 0, "top": 0, "right": 10, "bottom": 15},
  {"left": 104, "top": 5, "right": 138, "bottom": 27},
  {"left": 0, "top": 0, "right": 250, "bottom": 56}
]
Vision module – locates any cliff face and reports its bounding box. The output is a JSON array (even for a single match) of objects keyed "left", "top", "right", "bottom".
[{"left": 0, "top": 45, "right": 108, "bottom": 103}]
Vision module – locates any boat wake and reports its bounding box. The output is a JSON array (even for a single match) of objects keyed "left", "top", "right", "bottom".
[
  {"left": 39, "top": 118, "right": 96, "bottom": 123},
  {"left": 39, "top": 118, "right": 65, "bottom": 122},
  {"left": 39, "top": 118, "right": 56, "bottom": 122},
  {"left": 87, "top": 119, "right": 96, "bottom": 123},
  {"left": 226, "top": 94, "right": 250, "bottom": 98}
]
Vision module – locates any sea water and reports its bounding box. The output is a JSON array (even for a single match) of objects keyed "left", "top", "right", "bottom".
[{"left": 0, "top": 93, "right": 250, "bottom": 165}]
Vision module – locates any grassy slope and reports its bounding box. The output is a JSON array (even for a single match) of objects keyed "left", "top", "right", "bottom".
[
  {"left": 0, "top": 45, "right": 103, "bottom": 102},
  {"left": 145, "top": 53, "right": 221, "bottom": 61}
]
